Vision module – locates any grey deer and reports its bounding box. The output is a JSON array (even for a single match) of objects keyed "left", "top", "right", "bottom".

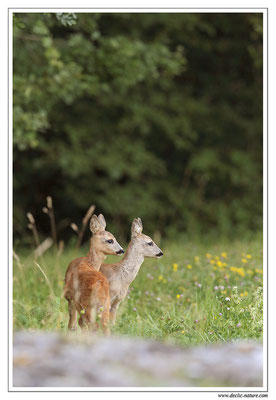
[{"left": 100, "top": 217, "right": 163, "bottom": 326}]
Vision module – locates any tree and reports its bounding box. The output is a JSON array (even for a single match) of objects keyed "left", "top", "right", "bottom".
[{"left": 13, "top": 12, "right": 263, "bottom": 243}]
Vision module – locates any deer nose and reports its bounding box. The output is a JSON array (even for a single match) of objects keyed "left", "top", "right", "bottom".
[
  {"left": 116, "top": 249, "right": 124, "bottom": 255},
  {"left": 156, "top": 251, "right": 163, "bottom": 257}
]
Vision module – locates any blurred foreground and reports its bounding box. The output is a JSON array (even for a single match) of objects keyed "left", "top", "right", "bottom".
[{"left": 13, "top": 331, "right": 262, "bottom": 387}]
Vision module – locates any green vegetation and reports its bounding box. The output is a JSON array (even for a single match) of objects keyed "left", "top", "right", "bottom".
[
  {"left": 13, "top": 12, "right": 263, "bottom": 344},
  {"left": 13, "top": 13, "right": 263, "bottom": 244},
  {"left": 13, "top": 236, "right": 263, "bottom": 345}
]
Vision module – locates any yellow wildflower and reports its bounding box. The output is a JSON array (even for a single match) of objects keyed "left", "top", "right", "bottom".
[
  {"left": 247, "top": 270, "right": 253, "bottom": 275},
  {"left": 221, "top": 252, "right": 227, "bottom": 258},
  {"left": 158, "top": 275, "right": 164, "bottom": 281},
  {"left": 255, "top": 268, "right": 263, "bottom": 274},
  {"left": 213, "top": 266, "right": 217, "bottom": 270},
  {"left": 217, "top": 260, "right": 223, "bottom": 267},
  {"left": 176, "top": 294, "right": 181, "bottom": 299},
  {"left": 230, "top": 266, "right": 245, "bottom": 277},
  {"left": 246, "top": 254, "right": 252, "bottom": 259},
  {"left": 215, "top": 256, "right": 220, "bottom": 260},
  {"left": 244, "top": 291, "right": 248, "bottom": 296},
  {"left": 173, "top": 263, "right": 178, "bottom": 272},
  {"left": 194, "top": 256, "right": 200, "bottom": 263},
  {"left": 222, "top": 290, "right": 226, "bottom": 294},
  {"left": 241, "top": 258, "right": 248, "bottom": 263},
  {"left": 206, "top": 253, "right": 212, "bottom": 259},
  {"left": 210, "top": 259, "right": 215, "bottom": 265},
  {"left": 181, "top": 330, "right": 185, "bottom": 334},
  {"left": 186, "top": 264, "right": 192, "bottom": 269},
  {"left": 222, "top": 262, "right": 227, "bottom": 267}
]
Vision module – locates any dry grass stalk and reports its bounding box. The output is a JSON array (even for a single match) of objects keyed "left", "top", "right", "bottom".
[
  {"left": 76, "top": 204, "right": 95, "bottom": 249},
  {"left": 57, "top": 240, "right": 64, "bottom": 258},
  {"left": 13, "top": 251, "right": 27, "bottom": 290},
  {"left": 34, "top": 238, "right": 53, "bottom": 258},
  {"left": 33, "top": 261, "right": 55, "bottom": 299},
  {"left": 70, "top": 223, "right": 79, "bottom": 233},
  {"left": 26, "top": 212, "right": 40, "bottom": 249},
  {"left": 27, "top": 212, "right": 35, "bottom": 224},
  {"left": 46, "top": 196, "right": 57, "bottom": 246},
  {"left": 13, "top": 250, "right": 21, "bottom": 264}
]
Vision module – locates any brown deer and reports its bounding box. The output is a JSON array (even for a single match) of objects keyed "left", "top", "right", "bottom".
[
  {"left": 65, "top": 213, "right": 124, "bottom": 284},
  {"left": 100, "top": 218, "right": 163, "bottom": 326},
  {"left": 63, "top": 214, "right": 124, "bottom": 334}
]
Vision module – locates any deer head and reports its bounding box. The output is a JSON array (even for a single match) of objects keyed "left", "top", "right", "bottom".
[
  {"left": 130, "top": 217, "right": 163, "bottom": 258},
  {"left": 90, "top": 214, "right": 124, "bottom": 255}
]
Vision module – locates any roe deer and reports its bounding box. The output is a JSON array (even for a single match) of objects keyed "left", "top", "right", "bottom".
[
  {"left": 100, "top": 217, "right": 163, "bottom": 326},
  {"left": 63, "top": 214, "right": 124, "bottom": 334},
  {"left": 65, "top": 213, "right": 124, "bottom": 284}
]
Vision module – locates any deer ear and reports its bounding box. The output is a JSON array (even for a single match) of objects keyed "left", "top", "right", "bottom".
[
  {"left": 90, "top": 215, "right": 103, "bottom": 234},
  {"left": 137, "top": 217, "right": 143, "bottom": 230},
  {"left": 97, "top": 214, "right": 106, "bottom": 230},
  {"left": 131, "top": 218, "right": 143, "bottom": 237}
]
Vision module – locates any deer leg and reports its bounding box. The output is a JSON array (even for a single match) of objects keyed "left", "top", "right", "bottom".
[
  {"left": 78, "top": 315, "right": 85, "bottom": 329},
  {"left": 100, "top": 297, "right": 111, "bottom": 335},
  {"left": 67, "top": 300, "right": 78, "bottom": 331},
  {"left": 86, "top": 307, "right": 99, "bottom": 332},
  {"left": 110, "top": 301, "right": 120, "bottom": 326}
]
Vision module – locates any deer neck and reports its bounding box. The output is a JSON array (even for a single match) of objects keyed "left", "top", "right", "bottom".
[
  {"left": 120, "top": 241, "right": 144, "bottom": 284},
  {"left": 86, "top": 239, "right": 106, "bottom": 270}
]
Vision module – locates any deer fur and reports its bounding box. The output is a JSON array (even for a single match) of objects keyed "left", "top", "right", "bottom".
[
  {"left": 65, "top": 213, "right": 124, "bottom": 284},
  {"left": 100, "top": 218, "right": 163, "bottom": 326},
  {"left": 63, "top": 214, "right": 124, "bottom": 334}
]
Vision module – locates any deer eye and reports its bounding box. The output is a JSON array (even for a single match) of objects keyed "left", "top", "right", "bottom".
[
  {"left": 106, "top": 239, "right": 114, "bottom": 244},
  {"left": 148, "top": 241, "right": 153, "bottom": 246}
]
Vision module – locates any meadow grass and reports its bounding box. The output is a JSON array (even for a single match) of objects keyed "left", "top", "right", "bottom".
[{"left": 13, "top": 235, "right": 263, "bottom": 346}]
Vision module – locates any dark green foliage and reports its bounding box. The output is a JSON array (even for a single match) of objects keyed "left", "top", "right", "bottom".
[{"left": 13, "top": 13, "right": 263, "bottom": 243}]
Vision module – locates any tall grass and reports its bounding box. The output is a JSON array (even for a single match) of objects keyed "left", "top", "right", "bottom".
[{"left": 13, "top": 234, "right": 263, "bottom": 346}]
